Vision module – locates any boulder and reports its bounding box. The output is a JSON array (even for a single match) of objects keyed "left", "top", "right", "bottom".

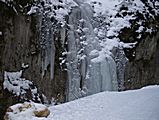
[
  {"left": 34, "top": 108, "right": 50, "bottom": 117},
  {"left": 4, "top": 102, "right": 50, "bottom": 120}
]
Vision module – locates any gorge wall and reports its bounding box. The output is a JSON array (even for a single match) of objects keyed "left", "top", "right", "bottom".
[
  {"left": 0, "top": 0, "right": 159, "bottom": 119},
  {"left": 124, "top": 31, "right": 159, "bottom": 90}
]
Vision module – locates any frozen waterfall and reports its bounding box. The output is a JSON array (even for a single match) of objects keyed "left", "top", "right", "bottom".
[
  {"left": 38, "top": 0, "right": 118, "bottom": 102},
  {"left": 66, "top": 1, "right": 118, "bottom": 101}
]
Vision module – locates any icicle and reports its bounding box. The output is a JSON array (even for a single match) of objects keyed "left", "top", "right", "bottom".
[{"left": 50, "top": 29, "right": 55, "bottom": 80}]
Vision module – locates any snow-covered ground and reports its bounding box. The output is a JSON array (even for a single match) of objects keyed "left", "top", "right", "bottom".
[{"left": 8, "top": 85, "right": 159, "bottom": 120}]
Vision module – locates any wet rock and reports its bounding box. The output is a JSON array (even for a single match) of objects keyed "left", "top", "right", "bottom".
[{"left": 33, "top": 108, "right": 50, "bottom": 117}]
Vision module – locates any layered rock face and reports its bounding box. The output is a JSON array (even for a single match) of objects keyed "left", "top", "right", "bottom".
[
  {"left": 0, "top": 1, "right": 67, "bottom": 118},
  {"left": 0, "top": 1, "right": 67, "bottom": 98},
  {"left": 118, "top": 0, "right": 159, "bottom": 90},
  {"left": 124, "top": 31, "right": 159, "bottom": 89}
]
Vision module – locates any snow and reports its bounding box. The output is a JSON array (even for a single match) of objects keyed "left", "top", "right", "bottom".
[
  {"left": 43, "top": 0, "right": 78, "bottom": 26},
  {"left": 146, "top": 28, "right": 153, "bottom": 33},
  {"left": 27, "top": 6, "right": 38, "bottom": 15},
  {"left": 155, "top": 1, "right": 159, "bottom": 6},
  {"left": 136, "top": 26, "right": 144, "bottom": 33},
  {"left": 21, "top": 63, "right": 29, "bottom": 69},
  {"left": 3, "top": 71, "right": 32, "bottom": 96},
  {"left": 45, "top": 85, "right": 159, "bottom": 120},
  {"left": 7, "top": 85, "right": 159, "bottom": 120},
  {"left": 120, "top": 42, "right": 137, "bottom": 49},
  {"left": 0, "top": 0, "right": 7, "bottom": 2},
  {"left": 3, "top": 70, "right": 42, "bottom": 101},
  {"left": 86, "top": 0, "right": 159, "bottom": 53},
  {"left": 90, "top": 0, "right": 120, "bottom": 16},
  {"left": 137, "top": 34, "right": 142, "bottom": 39},
  {"left": 89, "top": 49, "right": 99, "bottom": 58}
]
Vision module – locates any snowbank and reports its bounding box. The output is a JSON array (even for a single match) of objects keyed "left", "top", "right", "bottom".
[{"left": 6, "top": 85, "right": 159, "bottom": 120}]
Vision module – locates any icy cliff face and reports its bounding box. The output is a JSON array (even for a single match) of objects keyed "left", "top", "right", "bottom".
[
  {"left": 66, "top": 1, "right": 118, "bottom": 101},
  {"left": 0, "top": 0, "right": 134, "bottom": 104},
  {"left": 66, "top": 0, "right": 159, "bottom": 99},
  {"left": 1, "top": 0, "right": 159, "bottom": 119}
]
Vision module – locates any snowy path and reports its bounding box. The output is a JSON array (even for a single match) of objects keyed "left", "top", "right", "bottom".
[{"left": 43, "top": 86, "right": 159, "bottom": 120}]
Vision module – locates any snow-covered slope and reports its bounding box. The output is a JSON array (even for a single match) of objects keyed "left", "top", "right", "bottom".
[{"left": 7, "top": 85, "right": 159, "bottom": 120}]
